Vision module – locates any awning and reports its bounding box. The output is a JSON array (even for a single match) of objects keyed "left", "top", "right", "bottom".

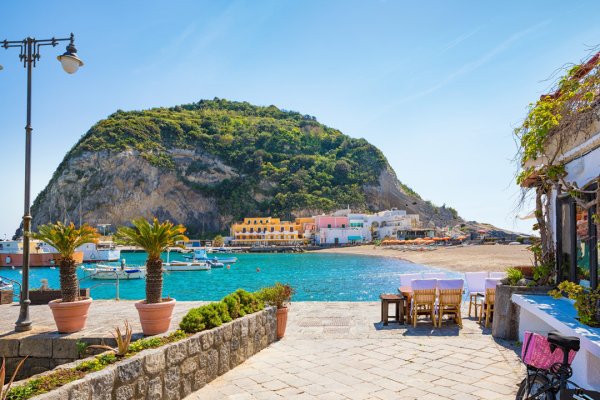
[{"left": 348, "top": 236, "right": 362, "bottom": 241}]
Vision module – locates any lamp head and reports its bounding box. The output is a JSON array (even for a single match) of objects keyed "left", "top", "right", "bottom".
[{"left": 57, "top": 40, "right": 83, "bottom": 74}]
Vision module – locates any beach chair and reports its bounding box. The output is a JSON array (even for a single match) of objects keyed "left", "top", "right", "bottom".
[
  {"left": 479, "top": 278, "right": 501, "bottom": 328},
  {"left": 437, "top": 279, "right": 464, "bottom": 328},
  {"left": 399, "top": 273, "right": 421, "bottom": 317},
  {"left": 410, "top": 279, "right": 437, "bottom": 327},
  {"left": 464, "top": 271, "right": 488, "bottom": 317},
  {"left": 489, "top": 271, "right": 507, "bottom": 279},
  {"left": 399, "top": 273, "right": 422, "bottom": 288},
  {"left": 422, "top": 272, "right": 446, "bottom": 280}
]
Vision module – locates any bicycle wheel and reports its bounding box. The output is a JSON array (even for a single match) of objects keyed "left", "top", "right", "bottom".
[{"left": 516, "top": 375, "right": 555, "bottom": 400}]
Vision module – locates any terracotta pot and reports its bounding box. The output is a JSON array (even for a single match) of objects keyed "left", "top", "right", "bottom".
[
  {"left": 276, "top": 307, "right": 288, "bottom": 339},
  {"left": 48, "top": 297, "right": 93, "bottom": 333},
  {"left": 135, "top": 298, "right": 176, "bottom": 335}
]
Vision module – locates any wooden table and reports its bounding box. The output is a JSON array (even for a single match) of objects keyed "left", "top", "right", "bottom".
[
  {"left": 380, "top": 293, "right": 405, "bottom": 325},
  {"left": 398, "top": 286, "right": 413, "bottom": 320}
]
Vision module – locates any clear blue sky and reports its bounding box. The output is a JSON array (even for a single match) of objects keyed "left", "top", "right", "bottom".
[{"left": 1, "top": 0, "right": 599, "bottom": 237}]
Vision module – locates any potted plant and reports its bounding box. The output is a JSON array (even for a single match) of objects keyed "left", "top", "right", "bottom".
[
  {"left": 33, "top": 222, "right": 99, "bottom": 333},
  {"left": 115, "top": 218, "right": 187, "bottom": 335},
  {"left": 257, "top": 283, "right": 294, "bottom": 339}
]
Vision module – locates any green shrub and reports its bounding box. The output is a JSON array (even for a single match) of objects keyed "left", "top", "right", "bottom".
[
  {"left": 506, "top": 267, "right": 524, "bottom": 286},
  {"left": 180, "top": 289, "right": 264, "bottom": 334},
  {"left": 235, "top": 289, "right": 264, "bottom": 315},
  {"left": 223, "top": 293, "right": 242, "bottom": 319},
  {"left": 179, "top": 302, "right": 230, "bottom": 333}
]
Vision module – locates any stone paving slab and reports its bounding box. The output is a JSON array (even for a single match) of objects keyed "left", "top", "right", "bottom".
[{"left": 186, "top": 302, "right": 524, "bottom": 400}]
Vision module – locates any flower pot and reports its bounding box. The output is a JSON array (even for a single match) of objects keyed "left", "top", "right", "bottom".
[
  {"left": 135, "top": 298, "right": 176, "bottom": 335},
  {"left": 48, "top": 297, "right": 93, "bottom": 333},
  {"left": 276, "top": 307, "right": 289, "bottom": 339}
]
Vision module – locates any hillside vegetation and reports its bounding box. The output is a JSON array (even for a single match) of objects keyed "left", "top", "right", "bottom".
[{"left": 30, "top": 99, "right": 459, "bottom": 236}]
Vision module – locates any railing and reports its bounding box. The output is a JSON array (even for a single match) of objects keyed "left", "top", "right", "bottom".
[
  {"left": 0, "top": 274, "right": 22, "bottom": 301},
  {"left": 78, "top": 270, "right": 120, "bottom": 300}
]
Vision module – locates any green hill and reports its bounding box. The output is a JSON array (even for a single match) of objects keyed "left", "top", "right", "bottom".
[{"left": 28, "top": 98, "right": 459, "bottom": 236}]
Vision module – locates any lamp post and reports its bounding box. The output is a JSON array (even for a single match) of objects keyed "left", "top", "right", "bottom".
[{"left": 2, "top": 34, "right": 83, "bottom": 332}]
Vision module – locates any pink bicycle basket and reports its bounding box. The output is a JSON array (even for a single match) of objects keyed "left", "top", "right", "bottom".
[{"left": 521, "top": 331, "right": 577, "bottom": 370}]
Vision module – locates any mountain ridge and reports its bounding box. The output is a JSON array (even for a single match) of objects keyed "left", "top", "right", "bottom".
[{"left": 24, "top": 98, "right": 462, "bottom": 237}]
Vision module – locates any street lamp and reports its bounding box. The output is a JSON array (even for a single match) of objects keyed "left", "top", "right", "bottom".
[{"left": 2, "top": 33, "right": 83, "bottom": 332}]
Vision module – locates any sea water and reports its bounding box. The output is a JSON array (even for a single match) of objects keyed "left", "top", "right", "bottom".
[{"left": 0, "top": 252, "right": 457, "bottom": 301}]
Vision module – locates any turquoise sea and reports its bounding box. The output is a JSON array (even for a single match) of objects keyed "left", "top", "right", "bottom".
[{"left": 0, "top": 252, "right": 457, "bottom": 301}]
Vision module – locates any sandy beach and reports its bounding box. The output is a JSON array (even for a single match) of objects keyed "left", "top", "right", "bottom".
[{"left": 315, "top": 244, "right": 534, "bottom": 273}]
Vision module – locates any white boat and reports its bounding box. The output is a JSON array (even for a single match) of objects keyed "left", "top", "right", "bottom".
[
  {"left": 163, "top": 261, "right": 210, "bottom": 271},
  {"left": 186, "top": 249, "right": 237, "bottom": 264},
  {"left": 78, "top": 242, "right": 121, "bottom": 262},
  {"left": 84, "top": 265, "right": 146, "bottom": 280}
]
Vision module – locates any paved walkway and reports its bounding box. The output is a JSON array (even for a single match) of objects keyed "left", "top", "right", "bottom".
[
  {"left": 186, "top": 302, "right": 524, "bottom": 400},
  {"left": 0, "top": 300, "right": 206, "bottom": 340}
]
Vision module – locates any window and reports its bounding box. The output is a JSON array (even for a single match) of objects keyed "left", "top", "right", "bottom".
[
  {"left": 341, "top": 224, "right": 346, "bottom": 228},
  {"left": 250, "top": 228, "right": 254, "bottom": 233},
  {"left": 557, "top": 184, "right": 599, "bottom": 290},
  {"left": 257, "top": 228, "right": 262, "bottom": 233},
  {"left": 290, "top": 227, "right": 294, "bottom": 232},
  {"left": 280, "top": 227, "right": 284, "bottom": 232},
  {"left": 260, "top": 220, "right": 263, "bottom": 224},
  {"left": 327, "top": 224, "right": 332, "bottom": 228},
  {"left": 242, "top": 228, "right": 246, "bottom": 233},
  {"left": 254, "top": 220, "right": 257, "bottom": 224},
  {"left": 270, "top": 227, "right": 274, "bottom": 232}
]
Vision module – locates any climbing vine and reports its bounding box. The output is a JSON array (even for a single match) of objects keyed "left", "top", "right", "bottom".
[{"left": 515, "top": 51, "right": 600, "bottom": 278}]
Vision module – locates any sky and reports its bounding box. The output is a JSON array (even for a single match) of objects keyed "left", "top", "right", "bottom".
[{"left": 1, "top": 0, "right": 599, "bottom": 238}]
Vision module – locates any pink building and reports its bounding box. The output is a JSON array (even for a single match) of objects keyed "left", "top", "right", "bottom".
[{"left": 314, "top": 216, "right": 349, "bottom": 229}]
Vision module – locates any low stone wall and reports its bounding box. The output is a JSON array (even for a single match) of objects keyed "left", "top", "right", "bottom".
[
  {"left": 492, "top": 285, "right": 553, "bottom": 340},
  {"left": 13, "top": 307, "right": 276, "bottom": 400}
]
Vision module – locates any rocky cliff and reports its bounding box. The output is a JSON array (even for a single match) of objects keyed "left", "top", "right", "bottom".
[{"left": 26, "top": 99, "right": 462, "bottom": 236}]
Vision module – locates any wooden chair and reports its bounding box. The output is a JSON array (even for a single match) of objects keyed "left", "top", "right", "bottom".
[
  {"left": 410, "top": 279, "right": 437, "bottom": 327},
  {"left": 437, "top": 279, "right": 464, "bottom": 328},
  {"left": 465, "top": 272, "right": 487, "bottom": 317},
  {"left": 479, "top": 278, "right": 501, "bottom": 327}
]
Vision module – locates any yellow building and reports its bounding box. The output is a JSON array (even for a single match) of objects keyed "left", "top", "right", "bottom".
[{"left": 230, "top": 217, "right": 310, "bottom": 245}]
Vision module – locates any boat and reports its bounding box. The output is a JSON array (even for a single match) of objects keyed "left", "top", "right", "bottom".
[
  {"left": 163, "top": 261, "right": 210, "bottom": 271},
  {"left": 77, "top": 242, "right": 121, "bottom": 262},
  {"left": 0, "top": 239, "right": 84, "bottom": 267},
  {"left": 186, "top": 249, "right": 237, "bottom": 264},
  {"left": 83, "top": 264, "right": 146, "bottom": 280},
  {"left": 206, "top": 259, "right": 224, "bottom": 268}
]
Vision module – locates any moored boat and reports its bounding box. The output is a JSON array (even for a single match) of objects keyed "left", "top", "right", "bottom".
[
  {"left": 187, "top": 249, "right": 237, "bottom": 264},
  {"left": 0, "top": 240, "right": 84, "bottom": 267},
  {"left": 163, "top": 261, "right": 210, "bottom": 271},
  {"left": 84, "top": 264, "right": 146, "bottom": 280}
]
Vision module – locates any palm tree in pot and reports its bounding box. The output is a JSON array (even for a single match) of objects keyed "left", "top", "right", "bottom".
[
  {"left": 33, "top": 222, "right": 99, "bottom": 333},
  {"left": 115, "top": 218, "right": 187, "bottom": 335}
]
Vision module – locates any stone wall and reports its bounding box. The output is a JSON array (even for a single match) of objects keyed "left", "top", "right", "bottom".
[
  {"left": 492, "top": 285, "right": 553, "bottom": 340},
  {"left": 11, "top": 307, "right": 277, "bottom": 400}
]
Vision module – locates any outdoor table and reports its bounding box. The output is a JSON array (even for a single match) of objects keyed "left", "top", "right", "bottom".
[
  {"left": 398, "top": 286, "right": 413, "bottom": 320},
  {"left": 380, "top": 293, "right": 405, "bottom": 325}
]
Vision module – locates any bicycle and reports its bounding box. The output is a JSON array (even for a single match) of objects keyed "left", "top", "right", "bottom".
[{"left": 516, "top": 331, "right": 600, "bottom": 399}]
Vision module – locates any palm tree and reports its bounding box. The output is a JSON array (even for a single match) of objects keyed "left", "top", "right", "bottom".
[
  {"left": 33, "top": 222, "right": 99, "bottom": 302},
  {"left": 115, "top": 218, "right": 187, "bottom": 304}
]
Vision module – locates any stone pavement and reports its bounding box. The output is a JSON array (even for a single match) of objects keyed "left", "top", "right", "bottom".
[
  {"left": 186, "top": 302, "right": 524, "bottom": 400},
  {"left": 0, "top": 300, "right": 207, "bottom": 339}
]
